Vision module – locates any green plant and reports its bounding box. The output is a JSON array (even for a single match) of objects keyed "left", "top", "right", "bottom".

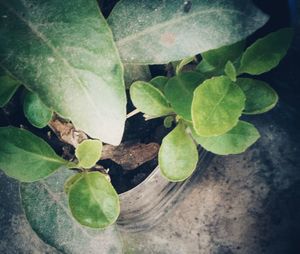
[
  {"left": 0, "top": 0, "right": 292, "bottom": 234},
  {"left": 131, "top": 28, "right": 293, "bottom": 181}
]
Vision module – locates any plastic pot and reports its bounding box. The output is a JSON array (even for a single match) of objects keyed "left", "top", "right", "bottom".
[{"left": 117, "top": 149, "right": 213, "bottom": 232}]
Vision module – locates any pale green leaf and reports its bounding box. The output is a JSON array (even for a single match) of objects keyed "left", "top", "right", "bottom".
[
  {"left": 75, "top": 140, "right": 102, "bottom": 169},
  {"left": 202, "top": 40, "right": 245, "bottom": 68},
  {"left": 68, "top": 172, "right": 120, "bottom": 228},
  {"left": 191, "top": 121, "right": 260, "bottom": 155},
  {"left": 164, "top": 72, "right": 204, "bottom": 121},
  {"left": 23, "top": 90, "right": 53, "bottom": 128},
  {"left": 159, "top": 123, "right": 198, "bottom": 182},
  {"left": 192, "top": 76, "right": 245, "bottom": 136},
  {"left": 0, "top": 127, "right": 67, "bottom": 182},
  {"left": 130, "top": 81, "right": 173, "bottom": 117},
  {"left": 0, "top": 0, "right": 126, "bottom": 145},
  {"left": 236, "top": 78, "right": 278, "bottom": 114},
  {"left": 150, "top": 76, "right": 169, "bottom": 92},
  {"left": 224, "top": 61, "right": 237, "bottom": 81},
  {"left": 0, "top": 73, "right": 21, "bottom": 107},
  {"left": 21, "top": 169, "right": 123, "bottom": 254},
  {"left": 108, "top": 0, "right": 268, "bottom": 64},
  {"left": 239, "top": 28, "right": 293, "bottom": 75}
]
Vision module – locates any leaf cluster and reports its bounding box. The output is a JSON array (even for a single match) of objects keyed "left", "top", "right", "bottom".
[{"left": 130, "top": 28, "right": 293, "bottom": 182}]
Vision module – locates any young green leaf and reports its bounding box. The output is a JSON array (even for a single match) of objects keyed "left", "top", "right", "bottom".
[
  {"left": 23, "top": 90, "right": 53, "bottom": 128},
  {"left": 0, "top": 0, "right": 126, "bottom": 145},
  {"left": 68, "top": 172, "right": 120, "bottom": 228},
  {"left": 202, "top": 40, "right": 245, "bottom": 68},
  {"left": 159, "top": 123, "right": 198, "bottom": 182},
  {"left": 0, "top": 127, "right": 68, "bottom": 182},
  {"left": 164, "top": 72, "right": 204, "bottom": 121},
  {"left": 130, "top": 81, "right": 173, "bottom": 117},
  {"left": 191, "top": 121, "right": 260, "bottom": 155},
  {"left": 150, "top": 76, "right": 169, "bottom": 92},
  {"left": 108, "top": 0, "right": 268, "bottom": 64},
  {"left": 224, "top": 61, "right": 237, "bottom": 81},
  {"left": 0, "top": 74, "right": 21, "bottom": 107},
  {"left": 239, "top": 28, "right": 294, "bottom": 75},
  {"left": 192, "top": 76, "right": 245, "bottom": 137},
  {"left": 163, "top": 116, "right": 174, "bottom": 128},
  {"left": 175, "top": 56, "right": 195, "bottom": 75},
  {"left": 21, "top": 169, "right": 123, "bottom": 253},
  {"left": 236, "top": 78, "right": 278, "bottom": 114},
  {"left": 75, "top": 139, "right": 102, "bottom": 169}
]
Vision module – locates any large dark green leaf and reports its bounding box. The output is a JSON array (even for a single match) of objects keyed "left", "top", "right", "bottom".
[
  {"left": 108, "top": 0, "right": 268, "bottom": 64},
  {"left": 68, "top": 172, "right": 120, "bottom": 228},
  {"left": 202, "top": 40, "right": 245, "bottom": 68},
  {"left": 236, "top": 78, "right": 278, "bottom": 114},
  {"left": 239, "top": 28, "right": 293, "bottom": 75},
  {"left": 191, "top": 121, "right": 260, "bottom": 155},
  {"left": 159, "top": 123, "right": 198, "bottom": 182},
  {"left": 21, "top": 169, "right": 123, "bottom": 254},
  {"left": 164, "top": 72, "right": 204, "bottom": 121},
  {"left": 192, "top": 76, "right": 245, "bottom": 137},
  {"left": 0, "top": 0, "right": 126, "bottom": 145},
  {"left": 0, "top": 127, "right": 68, "bottom": 182}
]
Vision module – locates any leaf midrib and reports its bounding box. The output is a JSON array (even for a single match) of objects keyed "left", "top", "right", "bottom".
[
  {"left": 204, "top": 83, "right": 231, "bottom": 123},
  {"left": 1, "top": 2, "right": 105, "bottom": 119},
  {"left": 1, "top": 144, "right": 65, "bottom": 165}
]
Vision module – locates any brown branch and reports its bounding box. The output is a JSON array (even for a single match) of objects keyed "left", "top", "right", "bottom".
[{"left": 48, "top": 116, "right": 160, "bottom": 171}]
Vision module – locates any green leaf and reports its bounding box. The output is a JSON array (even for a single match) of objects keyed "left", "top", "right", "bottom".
[
  {"left": 130, "top": 81, "right": 173, "bottom": 117},
  {"left": 21, "top": 169, "right": 123, "bottom": 254},
  {"left": 0, "top": 73, "right": 21, "bottom": 107},
  {"left": 150, "top": 76, "right": 169, "bottom": 92},
  {"left": 224, "top": 61, "right": 237, "bottom": 81},
  {"left": 75, "top": 140, "right": 102, "bottom": 169},
  {"left": 23, "top": 90, "right": 53, "bottom": 128},
  {"left": 124, "top": 64, "right": 151, "bottom": 89},
  {"left": 236, "top": 78, "right": 278, "bottom": 114},
  {"left": 202, "top": 40, "right": 245, "bottom": 68},
  {"left": 0, "top": 127, "right": 67, "bottom": 182},
  {"left": 191, "top": 121, "right": 260, "bottom": 155},
  {"left": 64, "top": 173, "right": 82, "bottom": 194},
  {"left": 68, "top": 172, "right": 120, "bottom": 228},
  {"left": 163, "top": 116, "right": 174, "bottom": 128},
  {"left": 175, "top": 56, "right": 195, "bottom": 75},
  {"left": 196, "top": 59, "right": 216, "bottom": 74},
  {"left": 239, "top": 28, "right": 294, "bottom": 75},
  {"left": 0, "top": 0, "right": 126, "bottom": 145},
  {"left": 108, "top": 0, "right": 268, "bottom": 64},
  {"left": 164, "top": 72, "right": 204, "bottom": 121},
  {"left": 159, "top": 123, "right": 198, "bottom": 182},
  {"left": 192, "top": 76, "right": 245, "bottom": 136}
]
